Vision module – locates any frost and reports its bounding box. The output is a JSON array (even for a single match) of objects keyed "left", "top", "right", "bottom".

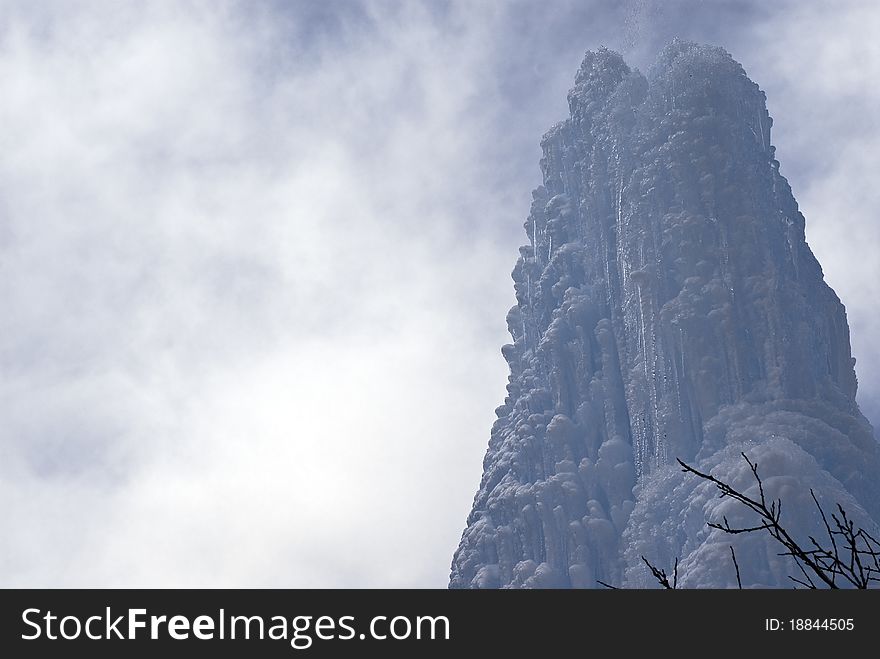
[{"left": 450, "top": 41, "right": 880, "bottom": 589}]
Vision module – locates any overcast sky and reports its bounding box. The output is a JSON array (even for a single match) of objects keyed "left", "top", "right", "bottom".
[{"left": 1, "top": 1, "right": 877, "bottom": 587}]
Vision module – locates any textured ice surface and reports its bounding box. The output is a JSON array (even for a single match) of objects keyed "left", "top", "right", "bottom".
[{"left": 450, "top": 41, "right": 880, "bottom": 588}]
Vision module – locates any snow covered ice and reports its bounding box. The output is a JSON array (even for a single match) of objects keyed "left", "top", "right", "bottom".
[{"left": 450, "top": 41, "right": 880, "bottom": 589}]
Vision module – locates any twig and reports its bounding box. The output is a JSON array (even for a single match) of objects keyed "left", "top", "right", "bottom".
[
  {"left": 679, "top": 453, "right": 880, "bottom": 589},
  {"left": 729, "top": 546, "right": 742, "bottom": 589},
  {"left": 642, "top": 555, "right": 676, "bottom": 589},
  {"left": 678, "top": 455, "right": 838, "bottom": 588}
]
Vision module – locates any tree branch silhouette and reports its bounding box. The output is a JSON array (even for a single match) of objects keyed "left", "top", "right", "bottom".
[{"left": 678, "top": 453, "right": 880, "bottom": 589}]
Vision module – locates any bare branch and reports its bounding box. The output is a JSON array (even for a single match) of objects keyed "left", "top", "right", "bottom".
[
  {"left": 601, "top": 455, "right": 880, "bottom": 589},
  {"left": 729, "top": 546, "right": 742, "bottom": 589},
  {"left": 788, "top": 575, "right": 814, "bottom": 589},
  {"left": 641, "top": 555, "right": 676, "bottom": 589},
  {"left": 679, "top": 455, "right": 839, "bottom": 588}
]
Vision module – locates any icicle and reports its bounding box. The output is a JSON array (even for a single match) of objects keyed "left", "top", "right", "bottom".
[
  {"left": 638, "top": 287, "right": 649, "bottom": 383},
  {"left": 616, "top": 181, "right": 628, "bottom": 286},
  {"left": 783, "top": 218, "right": 799, "bottom": 279},
  {"left": 617, "top": 185, "right": 623, "bottom": 226},
  {"left": 757, "top": 109, "right": 767, "bottom": 152},
  {"left": 649, "top": 306, "right": 663, "bottom": 466},
  {"left": 532, "top": 219, "right": 538, "bottom": 261},
  {"left": 716, "top": 218, "right": 731, "bottom": 286},
  {"left": 547, "top": 235, "right": 552, "bottom": 262},
  {"left": 675, "top": 329, "right": 685, "bottom": 422},
  {"left": 679, "top": 328, "right": 686, "bottom": 381},
  {"left": 604, "top": 246, "right": 612, "bottom": 310}
]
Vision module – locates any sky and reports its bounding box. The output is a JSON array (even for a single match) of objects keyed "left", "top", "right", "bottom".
[{"left": 0, "top": 0, "right": 877, "bottom": 587}]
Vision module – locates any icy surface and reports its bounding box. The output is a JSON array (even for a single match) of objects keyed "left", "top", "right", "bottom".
[{"left": 450, "top": 41, "right": 880, "bottom": 588}]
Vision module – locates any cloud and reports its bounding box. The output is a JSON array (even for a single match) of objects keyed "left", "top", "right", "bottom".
[
  {"left": 741, "top": 2, "right": 880, "bottom": 426},
  {"left": 0, "top": 1, "right": 517, "bottom": 587},
  {"left": 0, "top": 0, "right": 877, "bottom": 586}
]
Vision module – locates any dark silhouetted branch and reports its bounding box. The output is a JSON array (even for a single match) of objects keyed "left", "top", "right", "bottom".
[
  {"left": 679, "top": 453, "right": 880, "bottom": 589},
  {"left": 729, "top": 546, "right": 742, "bottom": 589},
  {"left": 641, "top": 555, "right": 677, "bottom": 589}
]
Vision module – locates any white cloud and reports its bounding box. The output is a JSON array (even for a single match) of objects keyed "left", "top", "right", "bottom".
[
  {"left": 742, "top": 1, "right": 880, "bottom": 423},
  {"left": 0, "top": 1, "right": 516, "bottom": 587}
]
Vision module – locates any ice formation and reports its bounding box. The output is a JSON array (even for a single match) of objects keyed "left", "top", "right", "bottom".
[{"left": 450, "top": 41, "right": 880, "bottom": 588}]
